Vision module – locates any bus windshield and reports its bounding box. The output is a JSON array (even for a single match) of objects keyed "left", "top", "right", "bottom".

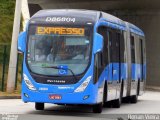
[{"left": 27, "top": 25, "right": 92, "bottom": 76}]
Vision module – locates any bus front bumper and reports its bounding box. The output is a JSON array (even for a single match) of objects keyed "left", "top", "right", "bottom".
[{"left": 22, "top": 87, "right": 97, "bottom": 105}]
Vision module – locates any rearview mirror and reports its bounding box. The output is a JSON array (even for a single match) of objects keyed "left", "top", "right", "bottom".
[
  {"left": 18, "top": 31, "right": 26, "bottom": 53},
  {"left": 93, "top": 33, "right": 103, "bottom": 54}
]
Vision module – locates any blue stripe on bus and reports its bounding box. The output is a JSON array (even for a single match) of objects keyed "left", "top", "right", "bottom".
[
  {"left": 96, "top": 63, "right": 128, "bottom": 87},
  {"left": 97, "top": 63, "right": 146, "bottom": 88},
  {"left": 131, "top": 63, "right": 146, "bottom": 80}
]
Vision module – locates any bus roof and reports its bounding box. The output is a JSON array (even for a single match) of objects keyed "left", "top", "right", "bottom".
[
  {"left": 32, "top": 9, "right": 99, "bottom": 17},
  {"left": 126, "top": 22, "right": 145, "bottom": 37},
  {"left": 30, "top": 9, "right": 144, "bottom": 36},
  {"left": 30, "top": 9, "right": 100, "bottom": 23},
  {"left": 101, "top": 12, "right": 126, "bottom": 27}
]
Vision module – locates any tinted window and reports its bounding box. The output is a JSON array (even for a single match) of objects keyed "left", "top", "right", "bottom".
[
  {"left": 131, "top": 35, "right": 135, "bottom": 63},
  {"left": 98, "top": 27, "right": 109, "bottom": 66},
  {"left": 27, "top": 25, "right": 92, "bottom": 76},
  {"left": 109, "top": 30, "right": 121, "bottom": 63},
  {"left": 120, "top": 32, "right": 125, "bottom": 62}
]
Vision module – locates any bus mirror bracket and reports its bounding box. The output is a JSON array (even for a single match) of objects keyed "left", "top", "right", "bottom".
[
  {"left": 93, "top": 33, "right": 103, "bottom": 54},
  {"left": 18, "top": 31, "right": 26, "bottom": 53}
]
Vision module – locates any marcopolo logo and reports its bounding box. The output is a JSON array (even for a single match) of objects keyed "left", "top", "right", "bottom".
[
  {"left": 46, "top": 17, "right": 76, "bottom": 23},
  {"left": 47, "top": 79, "right": 66, "bottom": 83}
]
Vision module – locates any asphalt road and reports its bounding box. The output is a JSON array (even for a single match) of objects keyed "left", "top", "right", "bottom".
[{"left": 0, "top": 91, "right": 160, "bottom": 120}]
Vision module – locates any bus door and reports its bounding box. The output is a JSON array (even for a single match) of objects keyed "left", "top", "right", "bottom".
[
  {"left": 114, "top": 31, "right": 122, "bottom": 99},
  {"left": 107, "top": 29, "right": 121, "bottom": 100},
  {"left": 130, "top": 34, "right": 137, "bottom": 95},
  {"left": 97, "top": 26, "right": 110, "bottom": 102},
  {"left": 139, "top": 38, "right": 145, "bottom": 95}
]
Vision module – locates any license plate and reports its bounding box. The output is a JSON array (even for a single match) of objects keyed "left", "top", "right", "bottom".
[{"left": 49, "top": 94, "right": 62, "bottom": 100}]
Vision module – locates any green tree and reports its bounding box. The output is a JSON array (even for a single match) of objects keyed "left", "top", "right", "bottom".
[{"left": 0, "top": 0, "right": 15, "bottom": 43}]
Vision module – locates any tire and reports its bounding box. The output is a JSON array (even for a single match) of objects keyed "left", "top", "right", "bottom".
[
  {"left": 122, "top": 97, "right": 130, "bottom": 103},
  {"left": 104, "top": 101, "right": 112, "bottom": 108},
  {"left": 130, "top": 95, "right": 137, "bottom": 103},
  {"left": 35, "top": 103, "right": 44, "bottom": 110},
  {"left": 112, "top": 83, "right": 123, "bottom": 108},
  {"left": 112, "top": 98, "right": 121, "bottom": 108},
  {"left": 93, "top": 103, "right": 103, "bottom": 113}
]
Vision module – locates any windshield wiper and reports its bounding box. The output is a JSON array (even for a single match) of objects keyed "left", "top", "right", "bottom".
[{"left": 42, "top": 66, "right": 77, "bottom": 81}]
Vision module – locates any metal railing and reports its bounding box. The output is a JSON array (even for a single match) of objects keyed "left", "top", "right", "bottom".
[
  {"left": 0, "top": 43, "right": 22, "bottom": 92},
  {"left": 0, "top": 44, "right": 10, "bottom": 91}
]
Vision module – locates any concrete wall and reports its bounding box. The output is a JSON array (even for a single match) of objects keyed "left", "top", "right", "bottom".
[
  {"left": 27, "top": 0, "right": 160, "bottom": 86},
  {"left": 109, "top": 10, "right": 160, "bottom": 86}
]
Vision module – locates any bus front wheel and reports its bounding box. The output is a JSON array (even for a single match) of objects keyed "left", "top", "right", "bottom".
[
  {"left": 92, "top": 103, "right": 103, "bottom": 113},
  {"left": 35, "top": 103, "right": 44, "bottom": 110}
]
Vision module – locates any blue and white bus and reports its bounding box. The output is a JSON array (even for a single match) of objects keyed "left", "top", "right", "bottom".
[{"left": 18, "top": 9, "right": 146, "bottom": 113}]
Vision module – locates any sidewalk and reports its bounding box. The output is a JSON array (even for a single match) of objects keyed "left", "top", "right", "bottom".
[
  {"left": 0, "top": 92, "right": 21, "bottom": 99},
  {"left": 146, "top": 85, "right": 160, "bottom": 92},
  {"left": 0, "top": 96, "right": 21, "bottom": 99}
]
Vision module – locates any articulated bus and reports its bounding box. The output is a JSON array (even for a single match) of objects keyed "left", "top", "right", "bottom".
[{"left": 18, "top": 9, "right": 146, "bottom": 113}]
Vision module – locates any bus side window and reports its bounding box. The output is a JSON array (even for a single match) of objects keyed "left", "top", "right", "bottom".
[
  {"left": 135, "top": 35, "right": 141, "bottom": 64},
  {"left": 93, "top": 52, "right": 103, "bottom": 84},
  {"left": 109, "top": 30, "right": 121, "bottom": 63},
  {"left": 140, "top": 38, "right": 144, "bottom": 81},
  {"left": 120, "top": 31, "right": 125, "bottom": 63},
  {"left": 142, "top": 38, "right": 146, "bottom": 81},
  {"left": 93, "top": 26, "right": 109, "bottom": 84},
  {"left": 108, "top": 31, "right": 113, "bottom": 63},
  {"left": 131, "top": 35, "right": 135, "bottom": 63},
  {"left": 97, "top": 27, "right": 109, "bottom": 67},
  {"left": 115, "top": 32, "right": 121, "bottom": 63},
  {"left": 103, "top": 28, "right": 109, "bottom": 66}
]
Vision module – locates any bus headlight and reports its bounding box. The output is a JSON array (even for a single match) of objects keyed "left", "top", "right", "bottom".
[
  {"left": 23, "top": 74, "right": 36, "bottom": 91},
  {"left": 74, "top": 76, "right": 92, "bottom": 93}
]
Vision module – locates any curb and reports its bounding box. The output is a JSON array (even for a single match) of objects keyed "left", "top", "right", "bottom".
[
  {"left": 146, "top": 86, "right": 160, "bottom": 92},
  {"left": 0, "top": 96, "right": 21, "bottom": 99}
]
